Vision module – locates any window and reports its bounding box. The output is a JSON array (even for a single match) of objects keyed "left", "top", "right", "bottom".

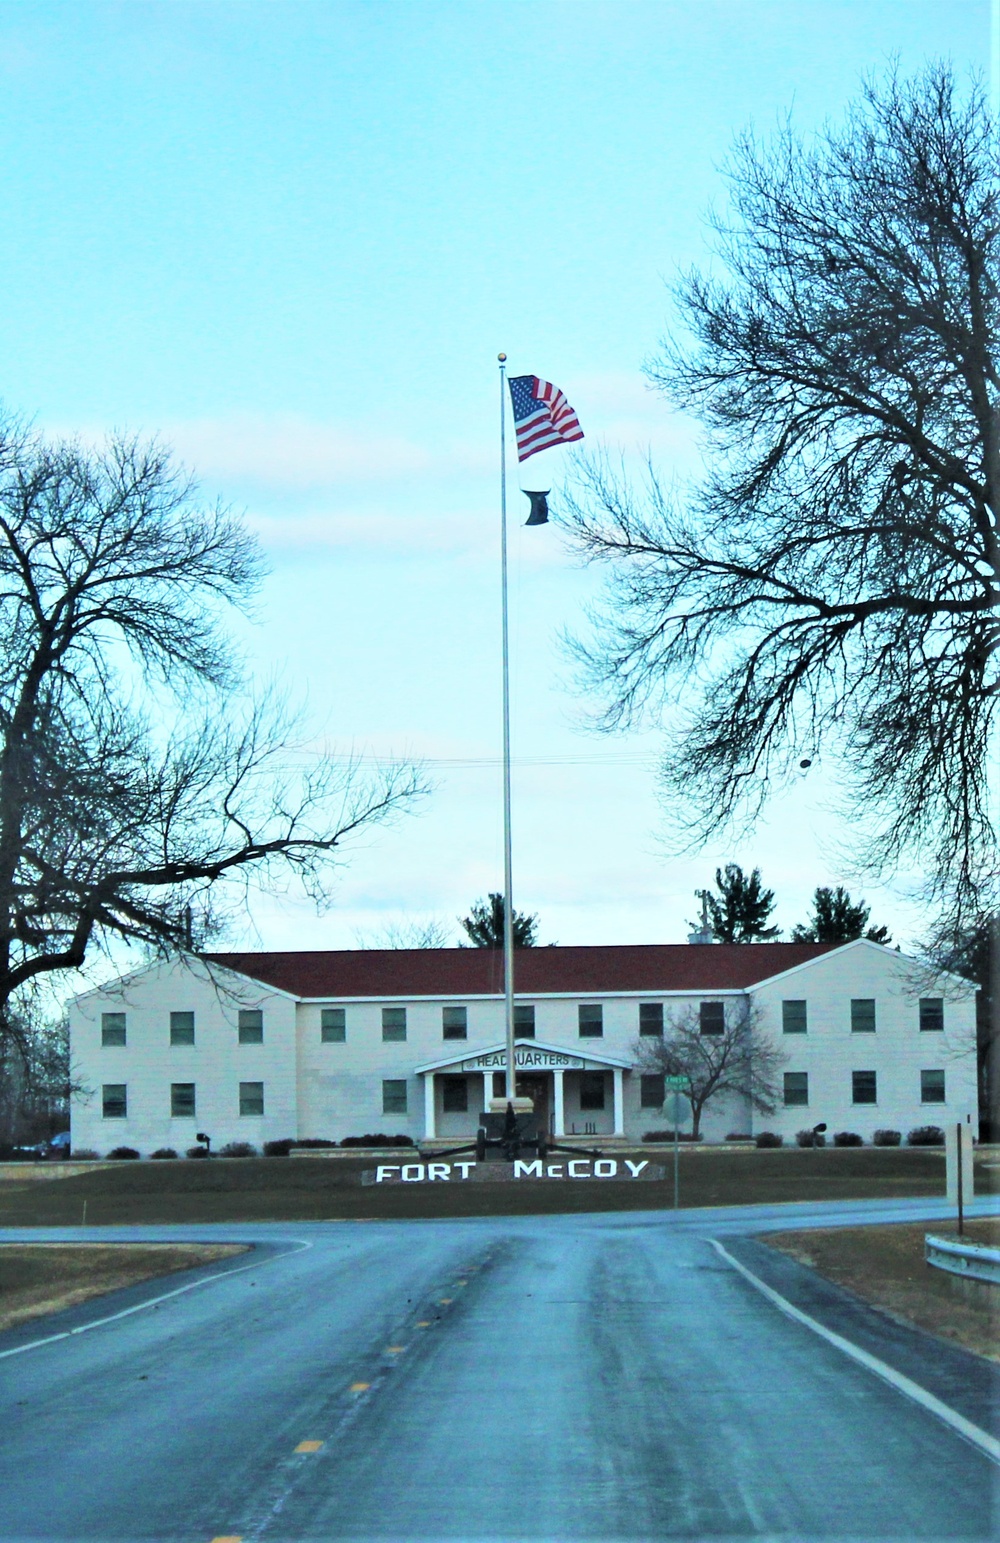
[
  {"left": 171, "top": 1082, "right": 196, "bottom": 1118},
  {"left": 514, "top": 1004, "right": 535, "bottom": 1038},
  {"left": 170, "top": 1011, "right": 195, "bottom": 1046},
  {"left": 492, "top": 1071, "right": 506, "bottom": 1099},
  {"left": 442, "top": 1006, "right": 467, "bottom": 1040},
  {"left": 382, "top": 1078, "right": 408, "bottom": 1115},
  {"left": 579, "top": 1071, "right": 606, "bottom": 1110},
  {"left": 239, "top": 1081, "right": 264, "bottom": 1116},
  {"left": 101, "top": 1012, "right": 127, "bottom": 1046},
  {"left": 639, "top": 1003, "right": 664, "bottom": 1036},
  {"left": 441, "top": 1076, "right": 468, "bottom": 1113},
  {"left": 921, "top": 1069, "right": 945, "bottom": 1104},
  {"left": 321, "top": 1008, "right": 346, "bottom": 1043},
  {"left": 851, "top": 999, "right": 876, "bottom": 1033},
  {"left": 640, "top": 1073, "right": 665, "bottom": 1108},
  {"left": 782, "top": 1000, "right": 807, "bottom": 1034},
  {"left": 102, "top": 1083, "right": 127, "bottom": 1118},
  {"left": 783, "top": 1072, "right": 809, "bottom": 1107},
  {"left": 578, "top": 1004, "right": 603, "bottom": 1038},
  {"left": 700, "top": 1001, "right": 725, "bottom": 1036},
  {"left": 919, "top": 998, "right": 944, "bottom": 1033},
  {"left": 852, "top": 1070, "right": 877, "bottom": 1104},
  {"left": 382, "top": 1007, "right": 407, "bottom": 1042},
  {"left": 238, "top": 1009, "right": 264, "bottom": 1044}
]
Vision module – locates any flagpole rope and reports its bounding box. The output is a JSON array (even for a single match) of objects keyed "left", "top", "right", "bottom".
[{"left": 498, "top": 352, "right": 516, "bottom": 1105}]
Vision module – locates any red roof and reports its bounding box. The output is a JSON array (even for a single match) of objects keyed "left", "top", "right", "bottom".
[{"left": 205, "top": 942, "right": 836, "bottom": 999}]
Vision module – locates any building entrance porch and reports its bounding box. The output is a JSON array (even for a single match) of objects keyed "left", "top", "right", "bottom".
[{"left": 416, "top": 1040, "right": 629, "bottom": 1142}]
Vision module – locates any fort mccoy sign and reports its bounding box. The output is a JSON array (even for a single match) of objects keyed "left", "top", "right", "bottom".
[{"left": 363, "top": 1158, "right": 665, "bottom": 1184}]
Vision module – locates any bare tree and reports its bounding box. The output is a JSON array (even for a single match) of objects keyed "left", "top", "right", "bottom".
[
  {"left": 635, "top": 1001, "right": 786, "bottom": 1137},
  {"left": 565, "top": 66, "right": 999, "bottom": 923},
  {"left": 0, "top": 420, "right": 424, "bottom": 1045},
  {"left": 357, "top": 918, "right": 453, "bottom": 949}
]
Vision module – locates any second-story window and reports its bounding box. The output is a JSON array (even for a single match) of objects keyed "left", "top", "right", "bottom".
[
  {"left": 514, "top": 1005, "right": 536, "bottom": 1038},
  {"left": 321, "top": 1008, "right": 346, "bottom": 1042},
  {"left": 382, "top": 1007, "right": 407, "bottom": 1042},
  {"left": 639, "top": 1003, "right": 664, "bottom": 1036},
  {"left": 442, "top": 1007, "right": 467, "bottom": 1040},
  {"left": 699, "top": 1001, "right": 725, "bottom": 1036},
  {"left": 851, "top": 999, "right": 876, "bottom": 1033},
  {"left": 170, "top": 1011, "right": 195, "bottom": 1046},
  {"left": 102, "top": 1012, "right": 127, "bottom": 1046},
  {"left": 782, "top": 1000, "right": 807, "bottom": 1034},
  {"left": 578, "top": 1004, "right": 603, "bottom": 1038},
  {"left": 919, "top": 998, "right": 944, "bottom": 1032},
  {"left": 238, "top": 1009, "right": 264, "bottom": 1044}
]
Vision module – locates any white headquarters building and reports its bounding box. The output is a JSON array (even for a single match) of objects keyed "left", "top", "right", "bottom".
[{"left": 69, "top": 939, "right": 977, "bottom": 1153}]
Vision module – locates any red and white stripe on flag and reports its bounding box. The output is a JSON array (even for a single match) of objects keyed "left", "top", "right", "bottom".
[{"left": 512, "top": 376, "right": 584, "bottom": 463}]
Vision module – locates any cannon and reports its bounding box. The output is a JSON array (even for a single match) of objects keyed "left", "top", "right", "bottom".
[{"left": 421, "top": 1100, "right": 602, "bottom": 1164}]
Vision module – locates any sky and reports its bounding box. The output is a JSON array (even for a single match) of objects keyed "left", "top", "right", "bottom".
[{"left": 0, "top": 0, "right": 994, "bottom": 957}]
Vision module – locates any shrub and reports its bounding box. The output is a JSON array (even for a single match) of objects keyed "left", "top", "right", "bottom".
[
  {"left": 796, "top": 1129, "right": 826, "bottom": 1147},
  {"left": 263, "top": 1138, "right": 295, "bottom": 1157},
  {"left": 106, "top": 1146, "right": 140, "bottom": 1160},
  {"left": 339, "top": 1133, "right": 415, "bottom": 1148},
  {"left": 186, "top": 1145, "right": 211, "bottom": 1159},
  {"left": 150, "top": 1147, "right": 178, "bottom": 1160},
  {"left": 725, "top": 1132, "right": 753, "bottom": 1141},
  {"left": 873, "top": 1128, "right": 902, "bottom": 1146},
  {"left": 907, "top": 1125, "right": 945, "bottom": 1146},
  {"left": 832, "top": 1131, "right": 864, "bottom": 1147},
  {"left": 70, "top": 1149, "right": 100, "bottom": 1160},
  {"left": 295, "top": 1137, "right": 340, "bottom": 1148},
  {"left": 641, "top": 1130, "right": 703, "bottom": 1143},
  {"left": 755, "top": 1131, "right": 783, "bottom": 1148},
  {"left": 218, "top": 1141, "right": 258, "bottom": 1158}
]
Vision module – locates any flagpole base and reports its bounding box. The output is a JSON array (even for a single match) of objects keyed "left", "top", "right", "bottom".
[{"left": 488, "top": 1096, "right": 534, "bottom": 1114}]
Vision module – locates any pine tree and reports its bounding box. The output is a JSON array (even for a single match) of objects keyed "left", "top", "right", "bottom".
[
  {"left": 459, "top": 893, "right": 539, "bottom": 948},
  {"left": 791, "top": 886, "right": 891, "bottom": 944},
  {"left": 694, "top": 865, "right": 779, "bottom": 943}
]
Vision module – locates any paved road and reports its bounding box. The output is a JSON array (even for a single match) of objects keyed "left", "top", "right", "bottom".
[{"left": 1, "top": 1197, "right": 998, "bottom": 1542}]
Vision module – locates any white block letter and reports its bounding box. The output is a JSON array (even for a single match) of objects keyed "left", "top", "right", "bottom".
[
  {"left": 594, "top": 1159, "right": 617, "bottom": 1177},
  {"left": 401, "top": 1164, "right": 425, "bottom": 1182},
  {"left": 625, "top": 1160, "right": 648, "bottom": 1178},
  {"left": 546, "top": 1163, "right": 564, "bottom": 1178},
  {"left": 427, "top": 1163, "right": 450, "bottom": 1181},
  {"left": 513, "top": 1159, "right": 542, "bottom": 1178},
  {"left": 568, "top": 1159, "right": 591, "bottom": 1178},
  {"left": 454, "top": 1161, "right": 475, "bottom": 1179},
  {"left": 375, "top": 1166, "right": 399, "bottom": 1183}
]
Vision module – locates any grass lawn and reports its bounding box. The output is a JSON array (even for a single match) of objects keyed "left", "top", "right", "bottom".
[
  {"left": 0, "top": 1147, "right": 994, "bottom": 1224},
  {"left": 765, "top": 1218, "right": 999, "bottom": 1363},
  {"left": 0, "top": 1243, "right": 248, "bottom": 1334}
]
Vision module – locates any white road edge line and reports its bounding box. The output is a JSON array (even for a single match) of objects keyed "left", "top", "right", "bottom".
[
  {"left": 0, "top": 1238, "right": 313, "bottom": 1361},
  {"left": 709, "top": 1238, "right": 1000, "bottom": 1467}
]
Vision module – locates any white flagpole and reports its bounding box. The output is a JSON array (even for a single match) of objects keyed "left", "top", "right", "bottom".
[{"left": 498, "top": 352, "right": 516, "bottom": 1104}]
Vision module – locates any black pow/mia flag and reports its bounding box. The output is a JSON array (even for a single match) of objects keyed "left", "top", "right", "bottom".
[{"left": 522, "top": 489, "right": 550, "bottom": 526}]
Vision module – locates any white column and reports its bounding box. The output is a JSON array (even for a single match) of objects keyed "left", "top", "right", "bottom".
[
  {"left": 612, "top": 1067, "right": 624, "bottom": 1136},
  {"left": 424, "top": 1074, "right": 436, "bottom": 1140},
  {"left": 553, "top": 1070, "right": 565, "bottom": 1137},
  {"left": 482, "top": 1072, "right": 492, "bottom": 1114}
]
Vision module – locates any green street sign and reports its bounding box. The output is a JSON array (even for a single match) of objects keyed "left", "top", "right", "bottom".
[{"left": 664, "top": 1075, "right": 690, "bottom": 1089}]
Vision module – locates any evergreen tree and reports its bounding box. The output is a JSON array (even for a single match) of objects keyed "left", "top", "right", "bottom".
[
  {"left": 791, "top": 886, "right": 891, "bottom": 944},
  {"left": 694, "top": 865, "right": 779, "bottom": 943},
  {"left": 459, "top": 893, "right": 539, "bottom": 948}
]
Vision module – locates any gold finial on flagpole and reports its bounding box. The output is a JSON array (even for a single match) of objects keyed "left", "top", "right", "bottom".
[{"left": 498, "top": 352, "right": 507, "bottom": 363}]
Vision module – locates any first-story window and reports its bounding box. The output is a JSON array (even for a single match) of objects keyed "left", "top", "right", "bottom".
[
  {"left": 102, "top": 1083, "right": 127, "bottom": 1118},
  {"left": 782, "top": 1000, "right": 807, "bottom": 1034},
  {"left": 239, "top": 1080, "right": 264, "bottom": 1116},
  {"left": 102, "top": 1012, "right": 127, "bottom": 1046},
  {"left": 579, "top": 1071, "right": 606, "bottom": 1110},
  {"left": 919, "top": 998, "right": 944, "bottom": 1033},
  {"left": 578, "top": 1004, "right": 603, "bottom": 1038},
  {"left": 640, "top": 1073, "right": 665, "bottom": 1108},
  {"left": 783, "top": 1072, "right": 809, "bottom": 1107},
  {"left": 700, "top": 1001, "right": 725, "bottom": 1035},
  {"left": 514, "top": 1004, "right": 536, "bottom": 1038},
  {"left": 170, "top": 1011, "right": 195, "bottom": 1046},
  {"left": 382, "top": 1078, "right": 408, "bottom": 1115},
  {"left": 921, "top": 1069, "right": 945, "bottom": 1104},
  {"left": 238, "top": 1009, "right": 264, "bottom": 1044},
  {"left": 442, "top": 1006, "right": 467, "bottom": 1040},
  {"left": 852, "top": 1069, "right": 877, "bottom": 1104},
  {"left": 382, "top": 1007, "right": 407, "bottom": 1042},
  {"left": 639, "top": 1003, "right": 664, "bottom": 1036},
  {"left": 441, "top": 1076, "right": 468, "bottom": 1113},
  {"left": 321, "top": 1007, "right": 346, "bottom": 1042},
  {"left": 171, "top": 1082, "right": 196, "bottom": 1118}
]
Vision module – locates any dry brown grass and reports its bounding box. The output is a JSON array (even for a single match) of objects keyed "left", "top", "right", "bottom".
[
  {"left": 765, "top": 1218, "right": 1000, "bottom": 1363},
  {"left": 0, "top": 1243, "right": 247, "bottom": 1333}
]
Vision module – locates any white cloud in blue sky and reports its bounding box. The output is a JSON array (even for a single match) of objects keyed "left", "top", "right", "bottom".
[{"left": 0, "top": 0, "right": 990, "bottom": 952}]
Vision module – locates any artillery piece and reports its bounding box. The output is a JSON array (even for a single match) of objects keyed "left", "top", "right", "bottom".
[{"left": 421, "top": 1100, "right": 602, "bottom": 1164}]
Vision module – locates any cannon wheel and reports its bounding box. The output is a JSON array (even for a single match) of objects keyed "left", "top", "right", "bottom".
[
  {"left": 475, "top": 1128, "right": 487, "bottom": 1163},
  {"left": 536, "top": 1132, "right": 548, "bottom": 1159}
]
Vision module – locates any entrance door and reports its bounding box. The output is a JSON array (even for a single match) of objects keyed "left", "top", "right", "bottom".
[{"left": 515, "top": 1073, "right": 551, "bottom": 1135}]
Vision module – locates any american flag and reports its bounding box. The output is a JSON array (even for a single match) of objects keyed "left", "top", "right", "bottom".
[{"left": 508, "top": 375, "right": 584, "bottom": 462}]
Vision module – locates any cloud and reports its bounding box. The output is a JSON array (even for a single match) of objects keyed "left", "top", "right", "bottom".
[{"left": 165, "top": 413, "right": 435, "bottom": 494}]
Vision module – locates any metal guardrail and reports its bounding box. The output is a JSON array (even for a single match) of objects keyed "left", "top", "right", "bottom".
[{"left": 925, "top": 1233, "right": 1000, "bottom": 1287}]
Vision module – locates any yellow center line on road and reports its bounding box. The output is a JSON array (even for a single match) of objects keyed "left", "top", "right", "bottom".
[
  {"left": 455, "top": 1279, "right": 467, "bottom": 1285},
  {"left": 210, "top": 1535, "right": 242, "bottom": 1541},
  {"left": 385, "top": 1345, "right": 405, "bottom": 1353},
  {"left": 416, "top": 1320, "right": 431, "bottom": 1327},
  {"left": 349, "top": 1382, "right": 370, "bottom": 1392},
  {"left": 438, "top": 1297, "right": 452, "bottom": 1305},
  {"left": 295, "top": 1440, "right": 324, "bottom": 1453}
]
